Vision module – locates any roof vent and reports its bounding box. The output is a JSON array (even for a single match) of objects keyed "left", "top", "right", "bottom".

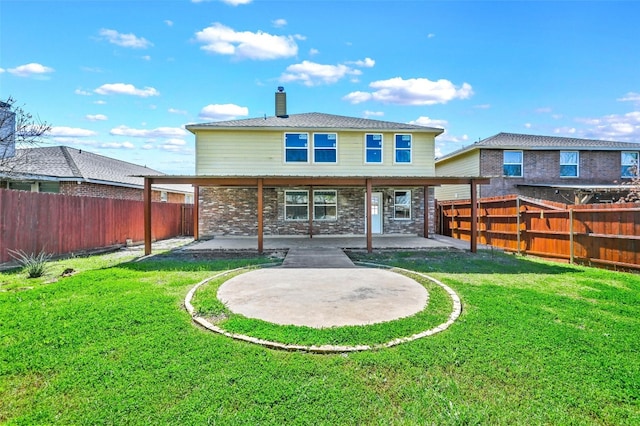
[{"left": 275, "top": 87, "right": 287, "bottom": 118}]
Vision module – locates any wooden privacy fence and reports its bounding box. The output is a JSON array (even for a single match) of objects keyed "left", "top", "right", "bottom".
[
  {"left": 0, "top": 189, "right": 193, "bottom": 264},
  {"left": 438, "top": 195, "right": 640, "bottom": 270}
]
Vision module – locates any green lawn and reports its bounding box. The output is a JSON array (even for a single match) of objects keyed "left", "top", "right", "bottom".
[{"left": 1, "top": 248, "right": 638, "bottom": 425}]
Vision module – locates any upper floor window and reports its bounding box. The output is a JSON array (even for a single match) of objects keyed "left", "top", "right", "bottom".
[
  {"left": 393, "top": 190, "right": 411, "bottom": 220},
  {"left": 160, "top": 191, "right": 168, "bottom": 202},
  {"left": 284, "top": 133, "right": 309, "bottom": 163},
  {"left": 313, "top": 190, "right": 337, "bottom": 220},
  {"left": 503, "top": 150, "right": 523, "bottom": 177},
  {"left": 621, "top": 151, "right": 639, "bottom": 178},
  {"left": 285, "top": 190, "right": 308, "bottom": 220},
  {"left": 313, "top": 133, "right": 337, "bottom": 163},
  {"left": 365, "top": 134, "right": 383, "bottom": 164},
  {"left": 394, "top": 134, "right": 412, "bottom": 163},
  {"left": 560, "top": 151, "right": 579, "bottom": 178}
]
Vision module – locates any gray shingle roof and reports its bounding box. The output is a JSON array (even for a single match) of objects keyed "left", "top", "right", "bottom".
[
  {"left": 437, "top": 132, "right": 640, "bottom": 162},
  {"left": 0, "top": 146, "right": 191, "bottom": 193},
  {"left": 186, "top": 112, "right": 444, "bottom": 133}
]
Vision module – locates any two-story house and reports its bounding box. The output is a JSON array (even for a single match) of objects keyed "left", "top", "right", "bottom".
[
  {"left": 142, "top": 89, "right": 488, "bottom": 253},
  {"left": 435, "top": 132, "right": 640, "bottom": 204}
]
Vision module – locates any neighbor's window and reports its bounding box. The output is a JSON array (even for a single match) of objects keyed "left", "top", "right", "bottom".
[
  {"left": 284, "top": 133, "right": 309, "bottom": 163},
  {"left": 285, "top": 190, "right": 309, "bottom": 220},
  {"left": 365, "top": 134, "right": 383, "bottom": 163},
  {"left": 621, "top": 151, "right": 639, "bottom": 178},
  {"left": 393, "top": 190, "right": 411, "bottom": 220},
  {"left": 313, "top": 133, "right": 337, "bottom": 163},
  {"left": 160, "top": 191, "right": 168, "bottom": 202},
  {"left": 560, "top": 151, "right": 579, "bottom": 178},
  {"left": 313, "top": 190, "right": 337, "bottom": 220},
  {"left": 394, "top": 134, "right": 412, "bottom": 163},
  {"left": 503, "top": 150, "right": 523, "bottom": 177}
]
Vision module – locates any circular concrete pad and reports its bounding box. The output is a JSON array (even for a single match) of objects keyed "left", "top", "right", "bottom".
[{"left": 217, "top": 268, "right": 428, "bottom": 328}]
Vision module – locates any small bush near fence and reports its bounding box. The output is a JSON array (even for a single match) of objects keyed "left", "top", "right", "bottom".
[
  {"left": 438, "top": 194, "right": 640, "bottom": 271},
  {"left": 0, "top": 189, "right": 192, "bottom": 264}
]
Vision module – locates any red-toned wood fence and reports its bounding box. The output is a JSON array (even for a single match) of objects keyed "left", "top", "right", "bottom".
[
  {"left": 438, "top": 195, "right": 640, "bottom": 270},
  {"left": 0, "top": 189, "right": 193, "bottom": 264}
]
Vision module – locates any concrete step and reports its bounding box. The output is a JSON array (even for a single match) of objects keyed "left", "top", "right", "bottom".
[{"left": 281, "top": 247, "right": 356, "bottom": 268}]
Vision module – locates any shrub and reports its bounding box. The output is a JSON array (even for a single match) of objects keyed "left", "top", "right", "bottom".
[{"left": 8, "top": 248, "right": 53, "bottom": 278}]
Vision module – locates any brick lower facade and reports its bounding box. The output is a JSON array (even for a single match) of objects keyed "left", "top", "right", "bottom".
[
  {"left": 198, "top": 186, "right": 436, "bottom": 238},
  {"left": 59, "top": 182, "right": 185, "bottom": 203}
]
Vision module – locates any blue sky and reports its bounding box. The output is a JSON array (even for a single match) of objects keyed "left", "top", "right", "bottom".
[{"left": 1, "top": 0, "right": 639, "bottom": 174}]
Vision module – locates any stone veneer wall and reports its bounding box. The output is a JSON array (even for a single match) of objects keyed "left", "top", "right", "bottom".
[{"left": 198, "top": 186, "right": 435, "bottom": 238}]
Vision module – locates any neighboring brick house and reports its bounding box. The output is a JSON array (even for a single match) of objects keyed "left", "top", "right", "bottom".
[
  {"left": 435, "top": 132, "right": 640, "bottom": 204},
  {"left": 0, "top": 146, "right": 193, "bottom": 203}
]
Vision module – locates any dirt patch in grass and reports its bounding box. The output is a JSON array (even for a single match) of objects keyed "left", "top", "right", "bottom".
[{"left": 145, "top": 249, "right": 287, "bottom": 263}]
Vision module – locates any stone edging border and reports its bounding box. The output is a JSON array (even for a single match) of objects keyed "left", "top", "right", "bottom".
[{"left": 184, "top": 262, "right": 462, "bottom": 353}]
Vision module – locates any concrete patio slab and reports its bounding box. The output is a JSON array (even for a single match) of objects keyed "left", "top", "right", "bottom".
[
  {"left": 281, "top": 247, "right": 355, "bottom": 268},
  {"left": 216, "top": 267, "right": 428, "bottom": 328}
]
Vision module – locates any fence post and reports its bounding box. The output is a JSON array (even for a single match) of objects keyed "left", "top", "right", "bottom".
[
  {"left": 516, "top": 197, "right": 521, "bottom": 255},
  {"left": 569, "top": 208, "right": 574, "bottom": 264}
]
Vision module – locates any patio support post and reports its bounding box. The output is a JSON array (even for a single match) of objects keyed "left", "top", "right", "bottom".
[
  {"left": 193, "top": 185, "right": 199, "bottom": 240},
  {"left": 308, "top": 186, "right": 313, "bottom": 238},
  {"left": 366, "top": 178, "right": 373, "bottom": 253},
  {"left": 423, "top": 186, "right": 429, "bottom": 238},
  {"left": 470, "top": 179, "right": 478, "bottom": 253},
  {"left": 144, "top": 177, "right": 152, "bottom": 256},
  {"left": 257, "top": 178, "right": 263, "bottom": 253}
]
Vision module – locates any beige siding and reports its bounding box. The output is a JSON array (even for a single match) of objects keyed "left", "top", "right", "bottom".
[
  {"left": 195, "top": 130, "right": 436, "bottom": 177},
  {"left": 434, "top": 150, "right": 480, "bottom": 200}
]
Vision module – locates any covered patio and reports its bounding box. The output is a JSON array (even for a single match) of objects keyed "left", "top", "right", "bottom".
[{"left": 142, "top": 176, "right": 489, "bottom": 255}]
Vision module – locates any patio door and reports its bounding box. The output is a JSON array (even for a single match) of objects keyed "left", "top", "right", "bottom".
[{"left": 365, "top": 192, "right": 383, "bottom": 234}]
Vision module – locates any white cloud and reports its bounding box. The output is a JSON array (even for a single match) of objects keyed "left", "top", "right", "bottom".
[
  {"left": 524, "top": 123, "right": 532, "bottom": 128},
  {"left": 99, "top": 28, "right": 152, "bottom": 49},
  {"left": 363, "top": 110, "right": 384, "bottom": 117},
  {"left": 94, "top": 83, "right": 159, "bottom": 97},
  {"left": 344, "top": 77, "right": 473, "bottom": 106},
  {"left": 7, "top": 63, "right": 54, "bottom": 78},
  {"left": 164, "top": 20, "right": 174, "bottom": 27},
  {"left": 191, "top": 0, "right": 251, "bottom": 4},
  {"left": 0, "top": 68, "right": 4, "bottom": 73},
  {"left": 141, "top": 55, "right": 151, "bottom": 61},
  {"left": 535, "top": 107, "right": 553, "bottom": 113},
  {"left": 309, "top": 48, "right": 319, "bottom": 56},
  {"left": 573, "top": 111, "right": 640, "bottom": 140},
  {"left": 109, "top": 125, "right": 187, "bottom": 138},
  {"left": 159, "top": 139, "right": 189, "bottom": 152},
  {"left": 198, "top": 104, "right": 249, "bottom": 121},
  {"left": 194, "top": 23, "right": 299, "bottom": 60},
  {"left": 86, "top": 114, "right": 108, "bottom": 121},
  {"left": 49, "top": 126, "right": 98, "bottom": 137},
  {"left": 348, "top": 57, "right": 375, "bottom": 68},
  {"left": 75, "top": 88, "right": 92, "bottom": 96},
  {"left": 618, "top": 92, "right": 640, "bottom": 103},
  {"left": 473, "top": 104, "right": 491, "bottom": 109},
  {"left": 409, "top": 116, "right": 447, "bottom": 129},
  {"left": 94, "top": 100, "right": 107, "bottom": 105},
  {"left": 168, "top": 108, "right": 188, "bottom": 115},
  {"left": 280, "top": 60, "right": 362, "bottom": 86},
  {"left": 100, "top": 142, "right": 135, "bottom": 149},
  {"left": 427, "top": 33, "right": 436, "bottom": 38},
  {"left": 272, "top": 18, "right": 287, "bottom": 28}
]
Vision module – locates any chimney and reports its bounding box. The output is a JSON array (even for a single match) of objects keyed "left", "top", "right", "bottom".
[
  {"left": 0, "top": 101, "right": 16, "bottom": 160},
  {"left": 275, "top": 86, "right": 288, "bottom": 118}
]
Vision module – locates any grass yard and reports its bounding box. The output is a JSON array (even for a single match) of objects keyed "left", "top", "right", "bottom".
[{"left": 1, "top": 246, "right": 638, "bottom": 424}]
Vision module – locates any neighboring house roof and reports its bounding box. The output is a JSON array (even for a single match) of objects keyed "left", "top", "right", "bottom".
[
  {"left": 0, "top": 146, "right": 192, "bottom": 194},
  {"left": 437, "top": 132, "right": 640, "bottom": 162},
  {"left": 186, "top": 112, "right": 444, "bottom": 134}
]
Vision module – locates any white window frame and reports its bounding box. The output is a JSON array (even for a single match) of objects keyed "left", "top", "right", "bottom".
[
  {"left": 559, "top": 151, "right": 579, "bottom": 178},
  {"left": 284, "top": 132, "right": 309, "bottom": 164},
  {"left": 313, "top": 133, "right": 338, "bottom": 164},
  {"left": 160, "top": 191, "right": 168, "bottom": 202},
  {"left": 621, "top": 151, "right": 639, "bottom": 178},
  {"left": 365, "top": 133, "right": 383, "bottom": 164},
  {"left": 313, "top": 190, "right": 337, "bottom": 221},
  {"left": 503, "top": 150, "right": 523, "bottom": 177},
  {"left": 284, "top": 190, "right": 309, "bottom": 221},
  {"left": 394, "top": 134, "right": 412, "bottom": 164},
  {"left": 393, "top": 190, "right": 411, "bottom": 220}
]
